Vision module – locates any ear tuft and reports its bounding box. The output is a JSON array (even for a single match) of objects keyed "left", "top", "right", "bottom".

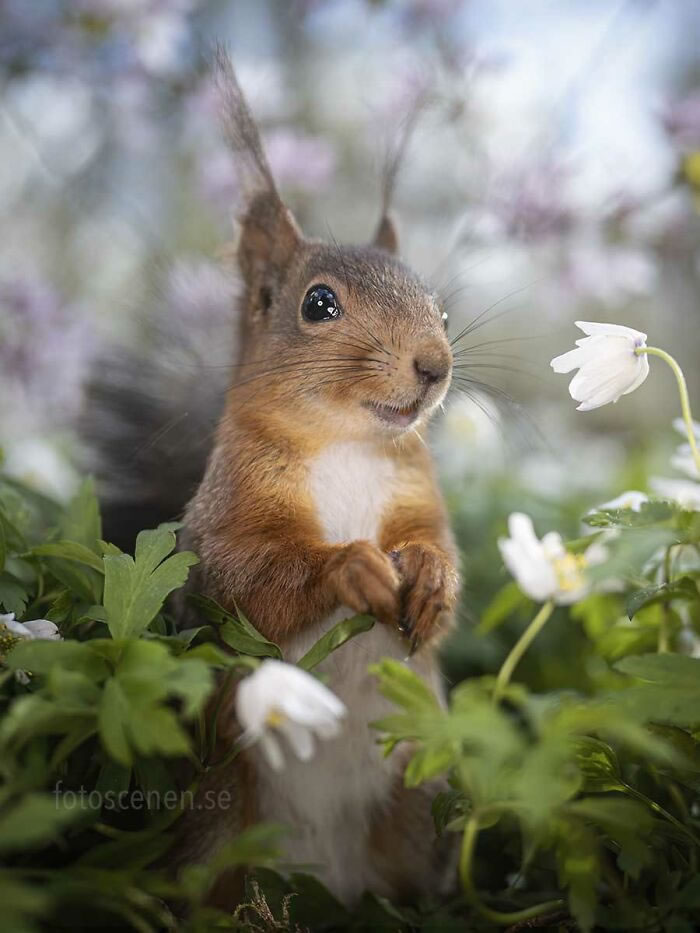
[
  {"left": 373, "top": 213, "right": 399, "bottom": 255},
  {"left": 214, "top": 48, "right": 303, "bottom": 322}
]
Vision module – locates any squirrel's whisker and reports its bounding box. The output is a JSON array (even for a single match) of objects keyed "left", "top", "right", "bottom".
[
  {"left": 448, "top": 282, "right": 536, "bottom": 347},
  {"left": 453, "top": 362, "right": 539, "bottom": 380}
]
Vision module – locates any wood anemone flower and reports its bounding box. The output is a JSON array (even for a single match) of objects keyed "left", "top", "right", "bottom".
[
  {"left": 235, "top": 660, "right": 347, "bottom": 771},
  {"left": 551, "top": 321, "right": 649, "bottom": 411}
]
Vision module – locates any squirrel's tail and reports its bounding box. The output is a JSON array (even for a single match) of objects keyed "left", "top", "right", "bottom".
[{"left": 80, "top": 260, "right": 237, "bottom": 551}]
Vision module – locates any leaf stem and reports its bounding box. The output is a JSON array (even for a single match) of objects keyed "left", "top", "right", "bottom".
[
  {"left": 459, "top": 812, "right": 565, "bottom": 926},
  {"left": 636, "top": 346, "right": 700, "bottom": 474},
  {"left": 623, "top": 782, "right": 700, "bottom": 848},
  {"left": 493, "top": 601, "right": 555, "bottom": 703}
]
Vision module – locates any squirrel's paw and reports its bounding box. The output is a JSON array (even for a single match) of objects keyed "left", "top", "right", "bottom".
[
  {"left": 325, "top": 540, "right": 399, "bottom": 625},
  {"left": 391, "top": 543, "right": 457, "bottom": 652}
]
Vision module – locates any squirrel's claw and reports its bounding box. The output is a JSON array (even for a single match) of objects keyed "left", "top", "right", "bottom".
[{"left": 390, "top": 542, "right": 457, "bottom": 652}]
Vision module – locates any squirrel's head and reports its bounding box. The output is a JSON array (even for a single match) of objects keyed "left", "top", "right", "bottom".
[{"left": 217, "top": 51, "right": 451, "bottom": 439}]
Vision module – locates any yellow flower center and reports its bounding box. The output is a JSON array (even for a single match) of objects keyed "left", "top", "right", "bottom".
[
  {"left": 0, "top": 624, "right": 21, "bottom": 664},
  {"left": 552, "top": 552, "right": 587, "bottom": 592},
  {"left": 265, "top": 708, "right": 287, "bottom": 728}
]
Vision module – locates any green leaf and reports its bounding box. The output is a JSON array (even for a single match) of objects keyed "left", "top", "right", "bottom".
[
  {"left": 370, "top": 659, "right": 441, "bottom": 713},
  {"left": 431, "top": 789, "right": 468, "bottom": 835},
  {"left": 286, "top": 872, "right": 351, "bottom": 928},
  {"left": 564, "top": 797, "right": 653, "bottom": 878},
  {"left": 30, "top": 540, "right": 105, "bottom": 574},
  {"left": 60, "top": 478, "right": 102, "bottom": 549},
  {"left": 615, "top": 653, "right": 700, "bottom": 685},
  {"left": 627, "top": 577, "right": 698, "bottom": 619},
  {"left": 571, "top": 737, "right": 626, "bottom": 793},
  {"left": 404, "top": 742, "right": 454, "bottom": 787},
  {"left": 0, "top": 572, "right": 29, "bottom": 615},
  {"left": 98, "top": 678, "right": 133, "bottom": 765},
  {"left": 0, "top": 793, "right": 87, "bottom": 853},
  {"left": 97, "top": 641, "right": 211, "bottom": 765},
  {"left": 585, "top": 500, "right": 677, "bottom": 529},
  {"left": 102, "top": 524, "right": 198, "bottom": 639},
  {"left": 49, "top": 721, "right": 97, "bottom": 770},
  {"left": 611, "top": 654, "right": 700, "bottom": 727},
  {"left": 555, "top": 818, "right": 600, "bottom": 933},
  {"left": 0, "top": 513, "right": 6, "bottom": 572},
  {"left": 297, "top": 613, "right": 374, "bottom": 670},
  {"left": 41, "top": 557, "right": 102, "bottom": 604},
  {"left": 7, "top": 640, "right": 108, "bottom": 681},
  {"left": 0, "top": 875, "right": 50, "bottom": 933},
  {"left": 586, "top": 527, "right": 678, "bottom": 584},
  {"left": 190, "top": 594, "right": 282, "bottom": 659}
]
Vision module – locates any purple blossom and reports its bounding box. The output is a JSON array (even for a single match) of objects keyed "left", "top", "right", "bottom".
[
  {"left": 0, "top": 276, "right": 91, "bottom": 435},
  {"left": 660, "top": 89, "right": 700, "bottom": 151},
  {"left": 401, "top": 0, "right": 467, "bottom": 30},
  {"left": 264, "top": 129, "right": 336, "bottom": 193},
  {"left": 489, "top": 157, "right": 575, "bottom": 242}
]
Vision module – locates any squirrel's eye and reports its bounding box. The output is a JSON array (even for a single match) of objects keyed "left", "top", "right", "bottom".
[
  {"left": 441, "top": 310, "right": 449, "bottom": 332},
  {"left": 302, "top": 284, "right": 342, "bottom": 323}
]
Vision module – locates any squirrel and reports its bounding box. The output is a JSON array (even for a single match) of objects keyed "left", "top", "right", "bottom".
[{"left": 84, "top": 51, "right": 460, "bottom": 910}]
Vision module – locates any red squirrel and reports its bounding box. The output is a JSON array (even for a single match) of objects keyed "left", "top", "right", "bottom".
[{"left": 86, "top": 51, "right": 459, "bottom": 909}]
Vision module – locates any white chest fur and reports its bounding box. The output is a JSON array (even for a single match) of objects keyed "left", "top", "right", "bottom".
[
  {"left": 306, "top": 440, "right": 397, "bottom": 545},
  {"left": 254, "top": 441, "right": 424, "bottom": 903}
]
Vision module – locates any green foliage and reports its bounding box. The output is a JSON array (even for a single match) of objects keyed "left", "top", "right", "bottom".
[
  {"left": 0, "top": 470, "right": 383, "bottom": 932},
  {"left": 373, "top": 490, "right": 700, "bottom": 932},
  {"left": 2, "top": 460, "right": 700, "bottom": 931}
]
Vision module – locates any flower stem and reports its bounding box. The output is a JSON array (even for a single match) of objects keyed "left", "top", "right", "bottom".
[
  {"left": 622, "top": 783, "right": 700, "bottom": 849},
  {"left": 636, "top": 346, "right": 700, "bottom": 475},
  {"left": 493, "top": 601, "right": 555, "bottom": 703},
  {"left": 459, "top": 812, "right": 565, "bottom": 926}
]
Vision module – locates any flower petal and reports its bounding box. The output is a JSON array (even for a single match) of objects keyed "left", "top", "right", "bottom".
[
  {"left": 21, "top": 619, "right": 61, "bottom": 640},
  {"left": 620, "top": 352, "right": 649, "bottom": 397},
  {"left": 575, "top": 321, "right": 647, "bottom": 343},
  {"left": 280, "top": 720, "right": 315, "bottom": 762},
  {"left": 650, "top": 477, "right": 700, "bottom": 511},
  {"left": 259, "top": 732, "right": 286, "bottom": 772},
  {"left": 498, "top": 513, "right": 558, "bottom": 601},
  {"left": 595, "top": 491, "right": 649, "bottom": 511},
  {"left": 672, "top": 417, "right": 700, "bottom": 442},
  {"left": 4, "top": 619, "right": 34, "bottom": 639},
  {"left": 550, "top": 346, "right": 588, "bottom": 374}
]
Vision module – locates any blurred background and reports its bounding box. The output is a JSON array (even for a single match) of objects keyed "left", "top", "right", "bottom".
[{"left": 1, "top": 0, "right": 699, "bottom": 674}]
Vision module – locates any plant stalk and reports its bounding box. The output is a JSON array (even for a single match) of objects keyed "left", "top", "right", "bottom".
[
  {"left": 636, "top": 346, "right": 700, "bottom": 474},
  {"left": 459, "top": 812, "right": 565, "bottom": 926},
  {"left": 493, "top": 600, "right": 555, "bottom": 703}
]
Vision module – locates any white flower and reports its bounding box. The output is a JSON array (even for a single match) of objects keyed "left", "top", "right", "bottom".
[
  {"left": 0, "top": 613, "right": 62, "bottom": 685},
  {"left": 672, "top": 416, "right": 700, "bottom": 442},
  {"left": 650, "top": 477, "right": 700, "bottom": 511},
  {"left": 670, "top": 446, "right": 700, "bottom": 480},
  {"left": 1, "top": 614, "right": 61, "bottom": 641},
  {"left": 594, "top": 490, "right": 649, "bottom": 512},
  {"left": 236, "top": 660, "right": 347, "bottom": 772},
  {"left": 550, "top": 321, "right": 649, "bottom": 411},
  {"left": 498, "top": 512, "right": 606, "bottom": 605}
]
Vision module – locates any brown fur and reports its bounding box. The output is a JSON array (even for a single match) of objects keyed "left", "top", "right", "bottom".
[{"left": 173, "top": 53, "right": 460, "bottom": 906}]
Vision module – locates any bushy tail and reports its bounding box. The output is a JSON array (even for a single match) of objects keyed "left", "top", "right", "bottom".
[{"left": 81, "top": 260, "right": 237, "bottom": 551}]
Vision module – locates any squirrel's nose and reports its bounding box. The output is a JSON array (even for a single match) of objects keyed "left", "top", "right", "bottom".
[{"left": 413, "top": 352, "right": 449, "bottom": 386}]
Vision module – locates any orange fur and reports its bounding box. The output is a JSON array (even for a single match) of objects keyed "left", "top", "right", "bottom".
[{"left": 171, "top": 55, "right": 460, "bottom": 906}]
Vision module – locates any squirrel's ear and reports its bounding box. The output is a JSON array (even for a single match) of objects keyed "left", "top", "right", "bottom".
[
  {"left": 237, "top": 193, "right": 303, "bottom": 318},
  {"left": 214, "top": 49, "right": 303, "bottom": 318},
  {"left": 373, "top": 213, "right": 399, "bottom": 255}
]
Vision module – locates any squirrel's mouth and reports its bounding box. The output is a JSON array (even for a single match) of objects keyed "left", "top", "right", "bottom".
[{"left": 364, "top": 398, "right": 423, "bottom": 429}]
